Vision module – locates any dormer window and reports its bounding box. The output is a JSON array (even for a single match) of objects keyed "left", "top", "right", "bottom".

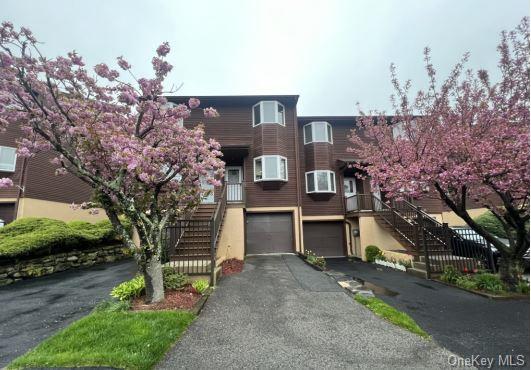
[
  {"left": 254, "top": 155, "right": 287, "bottom": 182},
  {"left": 303, "top": 121, "right": 332, "bottom": 144},
  {"left": 306, "top": 170, "right": 336, "bottom": 193},
  {"left": 252, "top": 101, "right": 285, "bottom": 127}
]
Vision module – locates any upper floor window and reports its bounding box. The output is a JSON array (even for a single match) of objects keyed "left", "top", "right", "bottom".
[
  {"left": 252, "top": 101, "right": 285, "bottom": 127},
  {"left": 0, "top": 146, "right": 16, "bottom": 172},
  {"left": 254, "top": 155, "right": 287, "bottom": 182},
  {"left": 303, "top": 121, "right": 332, "bottom": 144},
  {"left": 306, "top": 170, "right": 336, "bottom": 193}
]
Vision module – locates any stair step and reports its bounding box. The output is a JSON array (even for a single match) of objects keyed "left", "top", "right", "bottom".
[{"left": 413, "top": 261, "right": 426, "bottom": 270}]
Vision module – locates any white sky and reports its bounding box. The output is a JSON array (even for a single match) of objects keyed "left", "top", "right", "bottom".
[{"left": 2, "top": 0, "right": 529, "bottom": 115}]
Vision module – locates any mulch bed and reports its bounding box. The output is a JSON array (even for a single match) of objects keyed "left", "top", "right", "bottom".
[
  {"left": 132, "top": 286, "right": 201, "bottom": 311},
  {"left": 222, "top": 258, "right": 244, "bottom": 275}
]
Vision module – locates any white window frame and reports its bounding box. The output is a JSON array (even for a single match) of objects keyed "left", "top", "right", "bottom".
[
  {"left": 303, "top": 121, "right": 333, "bottom": 144},
  {"left": 0, "top": 146, "right": 17, "bottom": 172},
  {"left": 252, "top": 101, "right": 285, "bottom": 127},
  {"left": 253, "top": 155, "right": 288, "bottom": 182},
  {"left": 305, "top": 170, "right": 336, "bottom": 194}
]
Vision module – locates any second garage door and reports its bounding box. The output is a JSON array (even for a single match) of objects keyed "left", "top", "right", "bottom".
[
  {"left": 246, "top": 213, "right": 294, "bottom": 255},
  {"left": 303, "top": 221, "right": 345, "bottom": 257}
]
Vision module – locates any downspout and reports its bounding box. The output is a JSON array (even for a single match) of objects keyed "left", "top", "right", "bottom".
[
  {"left": 13, "top": 156, "right": 28, "bottom": 221},
  {"left": 292, "top": 103, "right": 303, "bottom": 254}
]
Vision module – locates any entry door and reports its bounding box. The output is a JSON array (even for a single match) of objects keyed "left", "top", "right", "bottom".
[
  {"left": 226, "top": 166, "right": 242, "bottom": 202},
  {"left": 200, "top": 176, "right": 214, "bottom": 204},
  {"left": 344, "top": 177, "right": 357, "bottom": 197}
]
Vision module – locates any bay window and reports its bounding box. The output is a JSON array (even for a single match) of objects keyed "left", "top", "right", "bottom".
[
  {"left": 303, "top": 121, "right": 332, "bottom": 144},
  {"left": 254, "top": 155, "right": 288, "bottom": 181},
  {"left": 305, "top": 170, "right": 336, "bottom": 193},
  {"left": 252, "top": 101, "right": 285, "bottom": 126}
]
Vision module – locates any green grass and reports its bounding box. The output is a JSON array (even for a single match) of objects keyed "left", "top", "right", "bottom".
[
  {"left": 354, "top": 294, "right": 430, "bottom": 339},
  {"left": 9, "top": 310, "right": 195, "bottom": 370}
]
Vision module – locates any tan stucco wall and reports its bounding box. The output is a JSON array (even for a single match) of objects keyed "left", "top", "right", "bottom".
[
  {"left": 302, "top": 215, "right": 345, "bottom": 221},
  {"left": 216, "top": 207, "right": 245, "bottom": 261},
  {"left": 17, "top": 197, "right": 108, "bottom": 223},
  {"left": 246, "top": 206, "right": 303, "bottom": 253},
  {"left": 440, "top": 208, "right": 488, "bottom": 227},
  {"left": 358, "top": 216, "right": 406, "bottom": 261}
]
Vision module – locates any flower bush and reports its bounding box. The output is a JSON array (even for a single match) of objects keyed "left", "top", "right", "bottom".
[{"left": 305, "top": 250, "right": 326, "bottom": 269}]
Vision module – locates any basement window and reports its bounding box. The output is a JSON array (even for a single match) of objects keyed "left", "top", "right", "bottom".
[
  {"left": 254, "top": 155, "right": 288, "bottom": 182},
  {"left": 252, "top": 101, "right": 285, "bottom": 127},
  {"left": 303, "top": 121, "right": 332, "bottom": 144},
  {"left": 0, "top": 146, "right": 16, "bottom": 172},
  {"left": 306, "top": 170, "right": 336, "bottom": 193}
]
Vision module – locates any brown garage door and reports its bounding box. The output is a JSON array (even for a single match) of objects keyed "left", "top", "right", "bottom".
[
  {"left": 0, "top": 203, "right": 15, "bottom": 225},
  {"left": 246, "top": 213, "right": 293, "bottom": 254},
  {"left": 303, "top": 221, "right": 345, "bottom": 257}
]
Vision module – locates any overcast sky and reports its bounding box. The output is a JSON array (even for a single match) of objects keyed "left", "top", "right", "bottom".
[{"left": 2, "top": 0, "right": 529, "bottom": 115}]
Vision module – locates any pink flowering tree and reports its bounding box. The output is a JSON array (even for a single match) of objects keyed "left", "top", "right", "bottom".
[
  {"left": 0, "top": 22, "right": 224, "bottom": 303},
  {"left": 349, "top": 18, "right": 529, "bottom": 288}
]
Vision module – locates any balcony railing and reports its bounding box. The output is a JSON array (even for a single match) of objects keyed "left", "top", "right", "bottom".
[
  {"left": 345, "top": 193, "right": 376, "bottom": 212},
  {"left": 227, "top": 182, "right": 245, "bottom": 203}
]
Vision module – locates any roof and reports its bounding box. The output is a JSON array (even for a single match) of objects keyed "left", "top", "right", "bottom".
[{"left": 167, "top": 95, "right": 299, "bottom": 106}]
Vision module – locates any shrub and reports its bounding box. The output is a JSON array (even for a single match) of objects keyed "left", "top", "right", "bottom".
[
  {"left": 473, "top": 273, "right": 505, "bottom": 293},
  {"left": 192, "top": 279, "right": 209, "bottom": 294},
  {"left": 455, "top": 275, "right": 478, "bottom": 291},
  {"left": 162, "top": 267, "right": 188, "bottom": 290},
  {"left": 111, "top": 275, "right": 145, "bottom": 301},
  {"left": 516, "top": 280, "right": 530, "bottom": 294},
  {"left": 441, "top": 265, "right": 461, "bottom": 284},
  {"left": 365, "top": 245, "right": 384, "bottom": 263},
  {"left": 305, "top": 250, "right": 326, "bottom": 269},
  {"left": 0, "top": 217, "right": 131, "bottom": 261},
  {"left": 474, "top": 211, "right": 508, "bottom": 238}
]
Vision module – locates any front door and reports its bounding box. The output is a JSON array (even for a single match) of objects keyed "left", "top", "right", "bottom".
[
  {"left": 344, "top": 177, "right": 357, "bottom": 211},
  {"left": 200, "top": 176, "right": 214, "bottom": 204},
  {"left": 226, "top": 166, "right": 242, "bottom": 202}
]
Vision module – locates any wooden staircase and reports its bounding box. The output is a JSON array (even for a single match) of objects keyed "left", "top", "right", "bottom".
[
  {"left": 164, "top": 185, "right": 228, "bottom": 280},
  {"left": 348, "top": 194, "right": 494, "bottom": 278}
]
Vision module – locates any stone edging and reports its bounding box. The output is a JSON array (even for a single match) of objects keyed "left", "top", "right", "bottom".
[
  {"left": 189, "top": 288, "right": 212, "bottom": 315},
  {"left": 0, "top": 244, "right": 130, "bottom": 286},
  {"left": 434, "top": 278, "right": 529, "bottom": 300}
]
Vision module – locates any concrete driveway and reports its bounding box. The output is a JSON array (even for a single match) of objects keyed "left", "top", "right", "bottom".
[
  {"left": 326, "top": 258, "right": 530, "bottom": 369},
  {"left": 158, "top": 255, "right": 456, "bottom": 369},
  {"left": 0, "top": 259, "right": 137, "bottom": 367}
]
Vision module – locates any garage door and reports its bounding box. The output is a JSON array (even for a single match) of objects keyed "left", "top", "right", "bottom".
[
  {"left": 246, "top": 213, "right": 293, "bottom": 254},
  {"left": 303, "top": 221, "right": 345, "bottom": 257},
  {"left": 0, "top": 203, "right": 15, "bottom": 225}
]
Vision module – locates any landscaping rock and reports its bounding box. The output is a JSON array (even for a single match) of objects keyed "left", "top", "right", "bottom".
[{"left": 356, "top": 290, "right": 375, "bottom": 299}]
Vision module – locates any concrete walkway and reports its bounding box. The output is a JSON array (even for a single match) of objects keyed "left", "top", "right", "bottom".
[
  {"left": 326, "top": 258, "right": 530, "bottom": 368},
  {"left": 0, "top": 259, "right": 137, "bottom": 367},
  {"left": 158, "top": 255, "right": 456, "bottom": 369}
]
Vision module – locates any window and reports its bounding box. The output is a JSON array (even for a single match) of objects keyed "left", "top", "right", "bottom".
[
  {"left": 252, "top": 101, "right": 285, "bottom": 126},
  {"left": 305, "top": 170, "right": 336, "bottom": 193},
  {"left": 0, "top": 146, "right": 16, "bottom": 172},
  {"left": 254, "top": 155, "right": 287, "bottom": 181},
  {"left": 303, "top": 121, "right": 333, "bottom": 144}
]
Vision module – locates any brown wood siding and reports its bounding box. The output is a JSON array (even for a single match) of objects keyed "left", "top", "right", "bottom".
[
  {"left": 184, "top": 103, "right": 299, "bottom": 208},
  {"left": 304, "top": 143, "right": 334, "bottom": 172},
  {"left": 0, "top": 123, "right": 94, "bottom": 204}
]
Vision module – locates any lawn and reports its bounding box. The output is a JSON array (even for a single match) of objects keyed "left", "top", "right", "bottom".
[
  {"left": 354, "top": 294, "right": 430, "bottom": 339},
  {"left": 9, "top": 310, "right": 195, "bottom": 370}
]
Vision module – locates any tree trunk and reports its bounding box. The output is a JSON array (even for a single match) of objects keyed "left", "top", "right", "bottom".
[
  {"left": 142, "top": 253, "right": 165, "bottom": 303},
  {"left": 498, "top": 256, "right": 522, "bottom": 290}
]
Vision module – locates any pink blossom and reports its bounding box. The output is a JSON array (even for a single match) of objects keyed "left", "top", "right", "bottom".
[
  {"left": 188, "top": 98, "right": 200, "bottom": 109},
  {"left": 55, "top": 168, "right": 67, "bottom": 176},
  {"left": 156, "top": 42, "right": 170, "bottom": 57},
  {"left": 0, "top": 178, "right": 13, "bottom": 188},
  {"left": 203, "top": 107, "right": 219, "bottom": 118},
  {"left": 117, "top": 56, "right": 131, "bottom": 70}
]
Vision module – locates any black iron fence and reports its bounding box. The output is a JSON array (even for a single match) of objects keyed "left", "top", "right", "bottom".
[{"left": 345, "top": 193, "right": 497, "bottom": 278}]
